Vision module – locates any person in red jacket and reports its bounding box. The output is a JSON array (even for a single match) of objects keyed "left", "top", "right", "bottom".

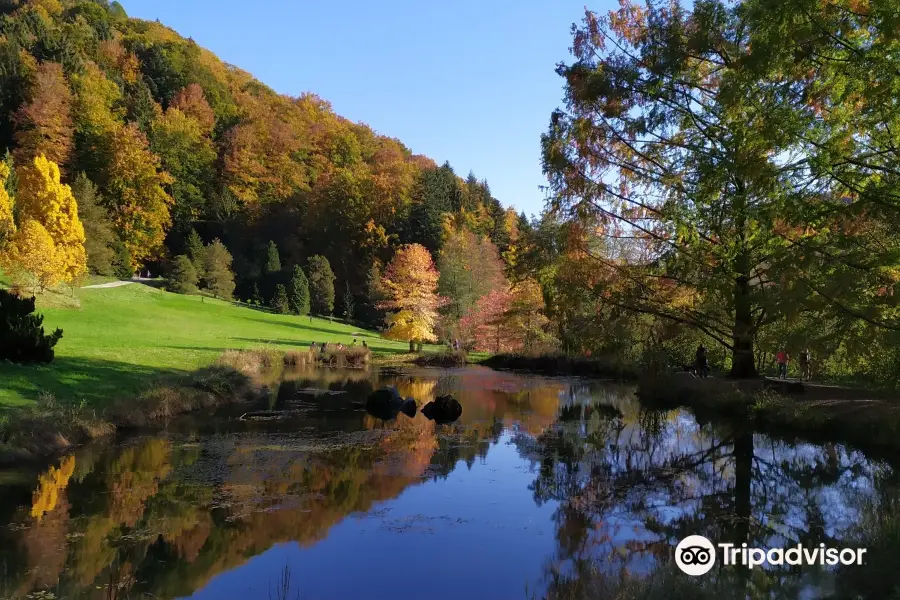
[{"left": 776, "top": 349, "right": 789, "bottom": 379}]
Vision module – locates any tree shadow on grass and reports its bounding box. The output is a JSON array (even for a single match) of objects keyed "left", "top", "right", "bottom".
[
  {"left": 239, "top": 315, "right": 383, "bottom": 339},
  {"left": 0, "top": 357, "right": 185, "bottom": 411}
]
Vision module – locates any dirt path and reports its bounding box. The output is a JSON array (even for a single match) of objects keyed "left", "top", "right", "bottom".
[{"left": 81, "top": 278, "right": 155, "bottom": 289}]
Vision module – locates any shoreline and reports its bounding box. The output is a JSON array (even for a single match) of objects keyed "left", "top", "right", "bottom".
[{"left": 637, "top": 373, "right": 900, "bottom": 459}]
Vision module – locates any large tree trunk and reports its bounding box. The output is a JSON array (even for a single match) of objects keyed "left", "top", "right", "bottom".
[{"left": 730, "top": 274, "right": 758, "bottom": 378}]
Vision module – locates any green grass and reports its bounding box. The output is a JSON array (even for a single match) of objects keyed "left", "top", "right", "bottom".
[{"left": 0, "top": 283, "right": 414, "bottom": 410}]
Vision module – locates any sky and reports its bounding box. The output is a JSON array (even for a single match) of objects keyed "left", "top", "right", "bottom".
[{"left": 118, "top": 0, "right": 616, "bottom": 217}]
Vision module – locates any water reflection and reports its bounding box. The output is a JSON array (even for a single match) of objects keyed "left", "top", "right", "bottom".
[{"left": 0, "top": 366, "right": 894, "bottom": 600}]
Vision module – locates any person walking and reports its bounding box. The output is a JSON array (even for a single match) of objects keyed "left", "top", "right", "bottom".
[
  {"left": 799, "top": 348, "right": 811, "bottom": 381},
  {"left": 776, "top": 349, "right": 789, "bottom": 379},
  {"left": 694, "top": 344, "right": 709, "bottom": 378}
]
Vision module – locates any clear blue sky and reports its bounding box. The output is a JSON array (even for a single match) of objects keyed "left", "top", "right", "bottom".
[{"left": 119, "top": 0, "right": 614, "bottom": 217}]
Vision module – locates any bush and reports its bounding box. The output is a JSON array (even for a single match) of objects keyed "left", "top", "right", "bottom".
[
  {"left": 167, "top": 255, "right": 198, "bottom": 294},
  {"left": 0, "top": 289, "right": 63, "bottom": 363}
]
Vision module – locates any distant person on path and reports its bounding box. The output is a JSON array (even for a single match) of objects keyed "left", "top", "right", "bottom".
[
  {"left": 362, "top": 341, "right": 368, "bottom": 349},
  {"left": 776, "top": 349, "right": 789, "bottom": 379},
  {"left": 351, "top": 338, "right": 357, "bottom": 347},
  {"left": 799, "top": 348, "right": 811, "bottom": 381},
  {"left": 694, "top": 345, "right": 709, "bottom": 378}
]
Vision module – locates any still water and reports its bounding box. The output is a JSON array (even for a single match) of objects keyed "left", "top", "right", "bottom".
[{"left": 0, "top": 366, "right": 893, "bottom": 599}]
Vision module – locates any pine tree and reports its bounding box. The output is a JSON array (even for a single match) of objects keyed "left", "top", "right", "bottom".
[
  {"left": 111, "top": 240, "right": 133, "bottom": 279},
  {"left": 289, "top": 265, "right": 310, "bottom": 316},
  {"left": 271, "top": 283, "right": 290, "bottom": 314},
  {"left": 185, "top": 228, "right": 204, "bottom": 273},
  {"left": 168, "top": 255, "right": 198, "bottom": 294},
  {"left": 72, "top": 174, "right": 116, "bottom": 276},
  {"left": 265, "top": 240, "right": 281, "bottom": 274},
  {"left": 202, "top": 239, "right": 235, "bottom": 299},
  {"left": 251, "top": 283, "right": 263, "bottom": 306},
  {"left": 307, "top": 255, "right": 335, "bottom": 316}
]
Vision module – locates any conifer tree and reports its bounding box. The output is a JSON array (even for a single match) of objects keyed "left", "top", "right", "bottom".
[{"left": 289, "top": 265, "right": 310, "bottom": 316}]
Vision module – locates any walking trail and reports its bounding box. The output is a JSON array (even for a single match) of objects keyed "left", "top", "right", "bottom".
[{"left": 81, "top": 278, "right": 154, "bottom": 289}]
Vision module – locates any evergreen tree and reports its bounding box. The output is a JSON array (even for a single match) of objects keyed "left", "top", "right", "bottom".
[
  {"left": 307, "top": 255, "right": 335, "bottom": 316},
  {"left": 251, "top": 282, "right": 263, "bottom": 306},
  {"left": 168, "top": 255, "right": 198, "bottom": 294},
  {"left": 265, "top": 240, "right": 281, "bottom": 274},
  {"left": 185, "top": 228, "right": 204, "bottom": 270},
  {"left": 111, "top": 240, "right": 133, "bottom": 279},
  {"left": 289, "top": 265, "right": 310, "bottom": 316},
  {"left": 202, "top": 239, "right": 235, "bottom": 299},
  {"left": 72, "top": 174, "right": 116, "bottom": 276},
  {"left": 271, "top": 283, "right": 290, "bottom": 315}
]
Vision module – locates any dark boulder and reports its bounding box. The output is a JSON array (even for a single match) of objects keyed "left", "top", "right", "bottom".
[
  {"left": 367, "top": 386, "right": 417, "bottom": 420},
  {"left": 400, "top": 398, "right": 417, "bottom": 418},
  {"left": 421, "top": 395, "right": 462, "bottom": 424}
]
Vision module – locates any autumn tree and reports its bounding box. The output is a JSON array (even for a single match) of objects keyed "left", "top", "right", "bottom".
[
  {"left": 542, "top": 2, "right": 822, "bottom": 377},
  {"left": 170, "top": 84, "right": 215, "bottom": 134},
  {"left": 0, "top": 160, "right": 14, "bottom": 246},
  {"left": 437, "top": 226, "right": 506, "bottom": 324},
  {"left": 150, "top": 106, "right": 216, "bottom": 231},
  {"left": 168, "top": 255, "right": 198, "bottom": 294},
  {"left": 308, "top": 255, "right": 335, "bottom": 316},
  {"left": 202, "top": 239, "right": 235, "bottom": 299},
  {"left": 289, "top": 265, "right": 310, "bottom": 316},
  {"left": 104, "top": 123, "right": 173, "bottom": 267},
  {"left": 14, "top": 155, "right": 86, "bottom": 282},
  {"left": 378, "top": 244, "right": 444, "bottom": 351},
  {"left": 14, "top": 62, "right": 73, "bottom": 172},
  {"left": 459, "top": 288, "right": 514, "bottom": 353},
  {"left": 3, "top": 220, "right": 64, "bottom": 291}
]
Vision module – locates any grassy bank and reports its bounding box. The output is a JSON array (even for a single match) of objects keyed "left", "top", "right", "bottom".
[
  {"left": 481, "top": 353, "right": 639, "bottom": 380},
  {"left": 0, "top": 348, "right": 275, "bottom": 464},
  {"left": 0, "top": 282, "right": 413, "bottom": 410},
  {"left": 638, "top": 373, "right": 900, "bottom": 456}
]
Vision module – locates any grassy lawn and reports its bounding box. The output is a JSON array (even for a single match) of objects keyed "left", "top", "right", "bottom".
[{"left": 0, "top": 283, "right": 413, "bottom": 410}]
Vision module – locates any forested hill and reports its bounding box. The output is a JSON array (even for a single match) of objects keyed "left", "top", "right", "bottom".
[{"left": 0, "top": 0, "right": 519, "bottom": 323}]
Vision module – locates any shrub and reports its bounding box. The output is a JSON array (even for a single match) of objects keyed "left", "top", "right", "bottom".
[
  {"left": 0, "top": 288, "right": 63, "bottom": 363},
  {"left": 168, "top": 254, "right": 198, "bottom": 294}
]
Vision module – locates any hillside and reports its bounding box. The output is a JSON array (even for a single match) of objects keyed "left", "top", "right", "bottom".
[
  {"left": 0, "top": 282, "right": 411, "bottom": 408},
  {"left": 0, "top": 0, "right": 521, "bottom": 328}
]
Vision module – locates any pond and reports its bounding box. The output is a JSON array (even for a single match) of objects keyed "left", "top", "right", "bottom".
[{"left": 0, "top": 366, "right": 895, "bottom": 600}]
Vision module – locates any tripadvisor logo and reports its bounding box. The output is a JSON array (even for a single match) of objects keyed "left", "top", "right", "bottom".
[{"left": 675, "top": 535, "right": 867, "bottom": 576}]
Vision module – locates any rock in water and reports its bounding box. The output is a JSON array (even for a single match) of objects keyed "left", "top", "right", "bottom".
[
  {"left": 421, "top": 395, "right": 462, "bottom": 424},
  {"left": 400, "top": 398, "right": 417, "bottom": 418},
  {"left": 366, "top": 386, "right": 406, "bottom": 420}
]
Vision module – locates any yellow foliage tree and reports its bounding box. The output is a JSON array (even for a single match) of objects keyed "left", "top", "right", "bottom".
[
  {"left": 4, "top": 219, "right": 65, "bottom": 290},
  {"left": 106, "top": 123, "right": 174, "bottom": 267},
  {"left": 16, "top": 154, "right": 87, "bottom": 281},
  {"left": 0, "top": 161, "right": 14, "bottom": 245},
  {"left": 378, "top": 243, "right": 445, "bottom": 348}
]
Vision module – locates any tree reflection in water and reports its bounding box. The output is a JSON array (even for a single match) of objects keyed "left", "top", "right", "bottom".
[{"left": 0, "top": 367, "right": 893, "bottom": 600}]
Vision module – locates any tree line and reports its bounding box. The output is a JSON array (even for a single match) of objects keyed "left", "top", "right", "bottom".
[{"left": 0, "top": 0, "right": 550, "bottom": 353}]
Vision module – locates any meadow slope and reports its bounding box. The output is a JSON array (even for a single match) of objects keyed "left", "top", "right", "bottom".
[{"left": 0, "top": 283, "right": 411, "bottom": 409}]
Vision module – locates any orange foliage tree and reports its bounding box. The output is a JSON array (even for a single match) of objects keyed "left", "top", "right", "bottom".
[
  {"left": 14, "top": 62, "right": 74, "bottom": 171},
  {"left": 378, "top": 244, "right": 445, "bottom": 350}
]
